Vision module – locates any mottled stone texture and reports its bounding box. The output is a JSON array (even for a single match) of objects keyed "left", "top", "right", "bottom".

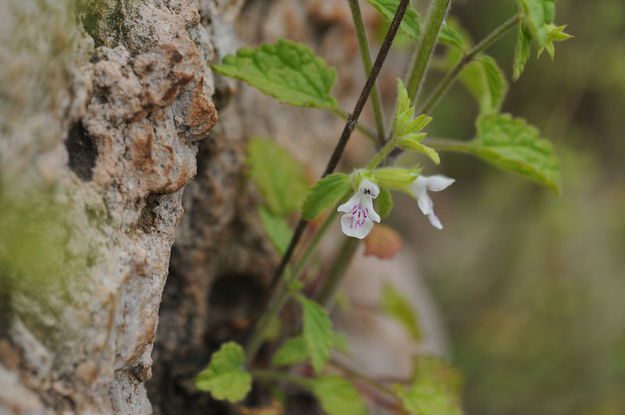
[{"left": 1, "top": 0, "right": 217, "bottom": 413}]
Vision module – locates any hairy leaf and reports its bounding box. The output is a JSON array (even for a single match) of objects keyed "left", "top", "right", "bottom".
[
  {"left": 394, "top": 381, "right": 463, "bottom": 415},
  {"left": 213, "top": 39, "right": 338, "bottom": 109},
  {"left": 367, "top": 0, "right": 421, "bottom": 40},
  {"left": 258, "top": 207, "right": 292, "bottom": 254},
  {"left": 301, "top": 173, "right": 351, "bottom": 220},
  {"left": 297, "top": 296, "right": 334, "bottom": 374},
  {"left": 248, "top": 138, "right": 309, "bottom": 216},
  {"left": 513, "top": 23, "right": 533, "bottom": 80},
  {"left": 471, "top": 114, "right": 561, "bottom": 192},
  {"left": 460, "top": 55, "right": 508, "bottom": 114},
  {"left": 194, "top": 342, "right": 252, "bottom": 403},
  {"left": 312, "top": 376, "right": 367, "bottom": 415},
  {"left": 272, "top": 336, "right": 308, "bottom": 367},
  {"left": 439, "top": 25, "right": 467, "bottom": 51}
]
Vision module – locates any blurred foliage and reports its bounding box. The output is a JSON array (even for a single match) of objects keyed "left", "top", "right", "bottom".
[{"left": 411, "top": 1, "right": 625, "bottom": 414}]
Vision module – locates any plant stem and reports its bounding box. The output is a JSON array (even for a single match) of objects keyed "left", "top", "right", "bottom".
[
  {"left": 252, "top": 369, "right": 312, "bottom": 388},
  {"left": 266, "top": 0, "right": 411, "bottom": 299},
  {"left": 418, "top": 14, "right": 520, "bottom": 113},
  {"left": 348, "top": 0, "right": 386, "bottom": 144},
  {"left": 331, "top": 108, "right": 378, "bottom": 143},
  {"left": 424, "top": 136, "right": 475, "bottom": 153},
  {"left": 405, "top": 0, "right": 451, "bottom": 103},
  {"left": 316, "top": 237, "right": 360, "bottom": 306}
]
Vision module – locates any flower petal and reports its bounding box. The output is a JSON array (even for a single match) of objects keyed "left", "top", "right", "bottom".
[
  {"left": 424, "top": 175, "right": 455, "bottom": 192},
  {"left": 417, "top": 192, "right": 434, "bottom": 215},
  {"left": 363, "top": 196, "right": 381, "bottom": 223},
  {"left": 337, "top": 193, "right": 360, "bottom": 213},
  {"left": 427, "top": 212, "right": 443, "bottom": 230},
  {"left": 359, "top": 179, "right": 380, "bottom": 198},
  {"left": 340, "top": 214, "right": 374, "bottom": 239}
]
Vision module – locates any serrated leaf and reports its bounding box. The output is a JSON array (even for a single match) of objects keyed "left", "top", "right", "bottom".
[
  {"left": 460, "top": 55, "right": 508, "bottom": 114},
  {"left": 367, "top": 0, "right": 421, "bottom": 40},
  {"left": 513, "top": 22, "right": 533, "bottom": 80},
  {"left": 412, "top": 356, "right": 463, "bottom": 396},
  {"left": 297, "top": 296, "right": 334, "bottom": 374},
  {"left": 517, "top": 0, "right": 555, "bottom": 45},
  {"left": 194, "top": 342, "right": 252, "bottom": 403},
  {"left": 377, "top": 189, "right": 394, "bottom": 219},
  {"left": 213, "top": 39, "right": 338, "bottom": 109},
  {"left": 272, "top": 336, "right": 308, "bottom": 367},
  {"left": 301, "top": 173, "right": 351, "bottom": 220},
  {"left": 248, "top": 138, "right": 309, "bottom": 216},
  {"left": 371, "top": 167, "right": 420, "bottom": 191},
  {"left": 394, "top": 381, "right": 463, "bottom": 415},
  {"left": 259, "top": 207, "right": 292, "bottom": 255},
  {"left": 381, "top": 282, "right": 421, "bottom": 341},
  {"left": 393, "top": 80, "right": 432, "bottom": 139},
  {"left": 312, "top": 376, "right": 367, "bottom": 415},
  {"left": 470, "top": 114, "right": 561, "bottom": 192}
]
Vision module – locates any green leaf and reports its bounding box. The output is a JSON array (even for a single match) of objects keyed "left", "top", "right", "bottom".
[
  {"left": 393, "top": 79, "right": 432, "bottom": 139},
  {"left": 194, "top": 342, "right": 252, "bottom": 403},
  {"left": 517, "top": 0, "right": 555, "bottom": 45},
  {"left": 377, "top": 189, "right": 394, "bottom": 219},
  {"left": 381, "top": 282, "right": 421, "bottom": 342},
  {"left": 301, "top": 173, "right": 351, "bottom": 220},
  {"left": 213, "top": 39, "right": 338, "bottom": 109},
  {"left": 272, "top": 336, "right": 308, "bottom": 367},
  {"left": 248, "top": 138, "right": 309, "bottom": 216},
  {"left": 397, "top": 136, "right": 440, "bottom": 164},
  {"left": 513, "top": 22, "right": 533, "bottom": 80},
  {"left": 259, "top": 207, "right": 292, "bottom": 255},
  {"left": 371, "top": 167, "right": 420, "bottom": 191},
  {"left": 367, "top": 0, "right": 421, "bottom": 40},
  {"left": 439, "top": 25, "right": 467, "bottom": 51},
  {"left": 312, "top": 376, "right": 367, "bottom": 415},
  {"left": 297, "top": 295, "right": 334, "bottom": 374},
  {"left": 394, "top": 381, "right": 463, "bottom": 415},
  {"left": 460, "top": 55, "right": 508, "bottom": 114},
  {"left": 471, "top": 113, "right": 561, "bottom": 192}
]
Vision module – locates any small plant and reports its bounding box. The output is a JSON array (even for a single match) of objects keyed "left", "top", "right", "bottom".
[{"left": 195, "top": 0, "right": 570, "bottom": 413}]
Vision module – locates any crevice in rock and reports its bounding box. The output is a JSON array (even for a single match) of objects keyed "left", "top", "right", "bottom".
[{"left": 65, "top": 121, "right": 97, "bottom": 181}]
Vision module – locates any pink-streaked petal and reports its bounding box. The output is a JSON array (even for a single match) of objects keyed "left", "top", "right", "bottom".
[
  {"left": 340, "top": 214, "right": 374, "bottom": 239},
  {"left": 363, "top": 196, "right": 381, "bottom": 223},
  {"left": 337, "top": 193, "right": 360, "bottom": 213}
]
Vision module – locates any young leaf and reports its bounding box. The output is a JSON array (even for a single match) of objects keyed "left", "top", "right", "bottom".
[
  {"left": 297, "top": 295, "right": 334, "bottom": 374},
  {"left": 271, "top": 336, "right": 308, "bottom": 367},
  {"left": 259, "top": 207, "right": 292, "bottom": 255},
  {"left": 513, "top": 23, "right": 533, "bottom": 80},
  {"left": 376, "top": 189, "right": 394, "bottom": 219},
  {"left": 367, "top": 0, "right": 421, "bottom": 40},
  {"left": 460, "top": 55, "right": 508, "bottom": 114},
  {"left": 248, "top": 138, "right": 309, "bottom": 216},
  {"left": 393, "top": 381, "right": 463, "bottom": 415},
  {"left": 371, "top": 167, "right": 420, "bottom": 191},
  {"left": 517, "top": 0, "right": 554, "bottom": 45},
  {"left": 381, "top": 282, "right": 421, "bottom": 341},
  {"left": 213, "top": 39, "right": 338, "bottom": 109},
  {"left": 311, "top": 376, "right": 368, "bottom": 415},
  {"left": 364, "top": 225, "right": 404, "bottom": 259},
  {"left": 301, "top": 173, "right": 351, "bottom": 220},
  {"left": 397, "top": 136, "right": 440, "bottom": 164},
  {"left": 194, "top": 342, "right": 252, "bottom": 403},
  {"left": 393, "top": 80, "right": 432, "bottom": 138},
  {"left": 471, "top": 113, "right": 561, "bottom": 192}
]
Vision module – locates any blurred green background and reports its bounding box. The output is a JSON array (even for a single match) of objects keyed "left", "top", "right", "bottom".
[{"left": 410, "top": 0, "right": 625, "bottom": 414}]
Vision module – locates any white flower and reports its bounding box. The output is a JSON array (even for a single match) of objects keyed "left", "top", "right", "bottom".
[
  {"left": 408, "top": 175, "right": 455, "bottom": 230},
  {"left": 337, "top": 179, "right": 381, "bottom": 239}
]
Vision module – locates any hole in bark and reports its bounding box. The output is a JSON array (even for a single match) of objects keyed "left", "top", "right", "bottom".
[{"left": 65, "top": 121, "right": 97, "bottom": 181}]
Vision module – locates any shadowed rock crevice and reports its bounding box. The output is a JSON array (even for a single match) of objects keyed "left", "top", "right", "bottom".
[{"left": 66, "top": 121, "right": 98, "bottom": 181}]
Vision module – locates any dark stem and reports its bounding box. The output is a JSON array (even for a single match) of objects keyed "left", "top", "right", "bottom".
[{"left": 266, "top": 0, "right": 412, "bottom": 295}]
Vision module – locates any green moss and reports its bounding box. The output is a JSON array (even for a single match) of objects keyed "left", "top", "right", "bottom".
[{"left": 74, "top": 0, "right": 133, "bottom": 47}]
